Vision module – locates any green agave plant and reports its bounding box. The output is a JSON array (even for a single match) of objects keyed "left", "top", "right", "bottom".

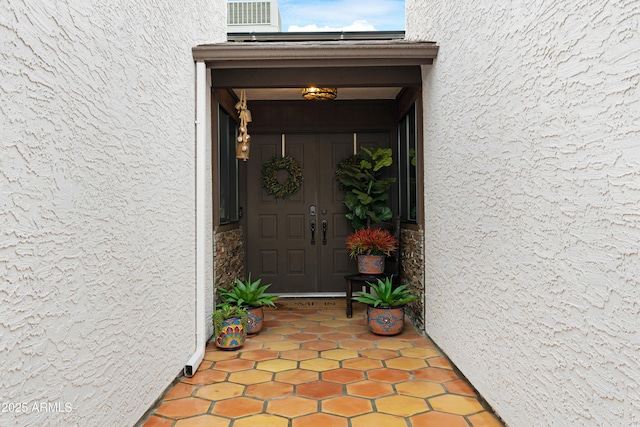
[
  {"left": 352, "top": 276, "right": 418, "bottom": 307},
  {"left": 218, "top": 274, "right": 279, "bottom": 307}
]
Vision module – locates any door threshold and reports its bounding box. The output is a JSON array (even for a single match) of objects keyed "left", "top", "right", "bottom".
[{"left": 277, "top": 292, "right": 346, "bottom": 298}]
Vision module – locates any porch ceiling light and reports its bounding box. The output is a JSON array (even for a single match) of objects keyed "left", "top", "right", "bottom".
[{"left": 302, "top": 87, "right": 337, "bottom": 101}]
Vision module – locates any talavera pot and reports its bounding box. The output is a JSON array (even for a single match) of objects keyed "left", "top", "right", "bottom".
[
  {"left": 215, "top": 317, "right": 246, "bottom": 350},
  {"left": 246, "top": 306, "right": 264, "bottom": 335},
  {"left": 367, "top": 306, "right": 405, "bottom": 336}
]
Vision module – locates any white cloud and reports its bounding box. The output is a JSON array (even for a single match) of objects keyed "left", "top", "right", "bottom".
[{"left": 288, "top": 19, "right": 376, "bottom": 32}]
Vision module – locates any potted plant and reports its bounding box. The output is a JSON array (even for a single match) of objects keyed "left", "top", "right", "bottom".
[
  {"left": 346, "top": 227, "right": 398, "bottom": 275},
  {"left": 352, "top": 276, "right": 418, "bottom": 335},
  {"left": 217, "top": 274, "right": 279, "bottom": 335},
  {"left": 335, "top": 147, "right": 396, "bottom": 230},
  {"left": 212, "top": 304, "right": 248, "bottom": 350}
]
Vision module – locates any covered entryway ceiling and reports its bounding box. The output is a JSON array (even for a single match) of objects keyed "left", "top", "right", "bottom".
[{"left": 192, "top": 32, "right": 439, "bottom": 100}]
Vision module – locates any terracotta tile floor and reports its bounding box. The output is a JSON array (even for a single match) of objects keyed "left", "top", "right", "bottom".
[{"left": 140, "top": 306, "right": 504, "bottom": 427}]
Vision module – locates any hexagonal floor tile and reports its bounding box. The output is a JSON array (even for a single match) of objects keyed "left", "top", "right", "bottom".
[
  {"left": 399, "top": 347, "right": 441, "bottom": 359},
  {"left": 266, "top": 396, "right": 318, "bottom": 418},
  {"left": 375, "top": 339, "right": 414, "bottom": 350},
  {"left": 337, "top": 340, "right": 375, "bottom": 351},
  {"left": 292, "top": 413, "right": 348, "bottom": 427},
  {"left": 212, "top": 359, "right": 256, "bottom": 372},
  {"left": 164, "top": 383, "right": 196, "bottom": 400},
  {"left": 303, "top": 326, "right": 333, "bottom": 334},
  {"left": 212, "top": 397, "right": 263, "bottom": 418},
  {"left": 154, "top": 397, "right": 211, "bottom": 419},
  {"left": 232, "top": 414, "right": 289, "bottom": 427},
  {"left": 240, "top": 349, "right": 279, "bottom": 361},
  {"left": 227, "top": 369, "right": 273, "bottom": 385},
  {"left": 410, "top": 411, "right": 469, "bottom": 427},
  {"left": 342, "top": 358, "right": 384, "bottom": 371},
  {"left": 174, "top": 414, "right": 230, "bottom": 427},
  {"left": 360, "top": 349, "right": 399, "bottom": 360},
  {"left": 299, "top": 358, "right": 340, "bottom": 372},
  {"left": 287, "top": 333, "right": 319, "bottom": 342},
  {"left": 303, "top": 313, "right": 334, "bottom": 321},
  {"left": 301, "top": 340, "right": 337, "bottom": 351},
  {"left": 351, "top": 413, "right": 408, "bottom": 427},
  {"left": 274, "top": 369, "right": 319, "bottom": 385},
  {"left": 280, "top": 349, "right": 318, "bottom": 361},
  {"left": 395, "top": 380, "right": 445, "bottom": 398},
  {"left": 262, "top": 341, "right": 300, "bottom": 351},
  {"left": 385, "top": 357, "right": 428, "bottom": 371},
  {"left": 346, "top": 380, "right": 394, "bottom": 398},
  {"left": 322, "top": 396, "right": 372, "bottom": 417},
  {"left": 296, "top": 381, "right": 344, "bottom": 399},
  {"left": 320, "top": 332, "right": 354, "bottom": 342},
  {"left": 181, "top": 369, "right": 228, "bottom": 385},
  {"left": 468, "top": 411, "right": 505, "bottom": 427},
  {"left": 320, "top": 349, "right": 359, "bottom": 361},
  {"left": 245, "top": 381, "right": 293, "bottom": 399},
  {"left": 368, "top": 368, "right": 412, "bottom": 383},
  {"left": 428, "top": 356, "right": 453, "bottom": 368},
  {"left": 375, "top": 395, "right": 430, "bottom": 416},
  {"left": 203, "top": 350, "right": 239, "bottom": 362},
  {"left": 413, "top": 367, "right": 460, "bottom": 383},
  {"left": 428, "top": 394, "right": 485, "bottom": 415},
  {"left": 256, "top": 359, "right": 298, "bottom": 372},
  {"left": 142, "top": 415, "right": 173, "bottom": 427},
  {"left": 248, "top": 333, "right": 284, "bottom": 343},
  {"left": 269, "top": 326, "right": 302, "bottom": 335},
  {"left": 322, "top": 368, "right": 366, "bottom": 384},
  {"left": 195, "top": 382, "right": 244, "bottom": 401},
  {"left": 444, "top": 379, "right": 476, "bottom": 396}
]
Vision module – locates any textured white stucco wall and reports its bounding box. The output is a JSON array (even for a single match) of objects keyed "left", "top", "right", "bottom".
[
  {"left": 0, "top": 1, "right": 223, "bottom": 426},
  {"left": 407, "top": 1, "right": 639, "bottom": 426}
]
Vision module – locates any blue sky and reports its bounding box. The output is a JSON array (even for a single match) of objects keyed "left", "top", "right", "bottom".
[{"left": 277, "top": 0, "right": 405, "bottom": 31}]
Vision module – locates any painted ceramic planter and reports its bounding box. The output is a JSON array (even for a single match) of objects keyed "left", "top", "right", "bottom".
[
  {"left": 246, "top": 306, "right": 264, "bottom": 335},
  {"left": 367, "top": 306, "right": 405, "bottom": 336},
  {"left": 215, "top": 317, "right": 246, "bottom": 350},
  {"left": 357, "top": 255, "right": 385, "bottom": 275}
]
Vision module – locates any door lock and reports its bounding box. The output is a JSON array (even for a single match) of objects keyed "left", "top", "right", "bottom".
[{"left": 310, "top": 205, "right": 316, "bottom": 216}]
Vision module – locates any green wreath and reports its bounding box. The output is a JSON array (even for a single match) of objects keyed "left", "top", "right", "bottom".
[{"left": 261, "top": 156, "right": 304, "bottom": 199}]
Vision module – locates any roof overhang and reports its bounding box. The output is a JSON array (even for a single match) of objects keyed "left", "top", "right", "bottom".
[
  {"left": 192, "top": 39, "right": 438, "bottom": 70},
  {"left": 192, "top": 33, "right": 438, "bottom": 99}
]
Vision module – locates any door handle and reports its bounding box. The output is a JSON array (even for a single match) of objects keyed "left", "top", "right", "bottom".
[
  {"left": 310, "top": 220, "right": 316, "bottom": 245},
  {"left": 321, "top": 220, "right": 328, "bottom": 245}
]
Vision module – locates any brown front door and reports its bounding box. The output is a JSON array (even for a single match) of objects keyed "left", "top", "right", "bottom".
[{"left": 246, "top": 132, "right": 389, "bottom": 294}]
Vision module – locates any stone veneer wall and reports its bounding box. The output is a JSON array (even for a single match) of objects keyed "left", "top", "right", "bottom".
[
  {"left": 401, "top": 227, "right": 425, "bottom": 331},
  {"left": 214, "top": 227, "right": 245, "bottom": 298}
]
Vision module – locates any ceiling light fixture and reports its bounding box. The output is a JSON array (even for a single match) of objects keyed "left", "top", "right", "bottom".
[{"left": 302, "top": 87, "right": 337, "bottom": 101}]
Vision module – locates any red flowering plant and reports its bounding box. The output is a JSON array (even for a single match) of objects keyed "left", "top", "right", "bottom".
[{"left": 346, "top": 228, "right": 398, "bottom": 259}]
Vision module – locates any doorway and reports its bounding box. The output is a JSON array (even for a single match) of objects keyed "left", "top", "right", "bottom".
[{"left": 246, "top": 132, "right": 390, "bottom": 294}]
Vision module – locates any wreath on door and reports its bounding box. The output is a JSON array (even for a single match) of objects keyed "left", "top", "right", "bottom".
[{"left": 261, "top": 155, "right": 304, "bottom": 199}]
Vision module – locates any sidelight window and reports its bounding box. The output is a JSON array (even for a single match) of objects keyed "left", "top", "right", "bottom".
[
  {"left": 398, "top": 104, "right": 417, "bottom": 222},
  {"left": 218, "top": 106, "right": 239, "bottom": 224}
]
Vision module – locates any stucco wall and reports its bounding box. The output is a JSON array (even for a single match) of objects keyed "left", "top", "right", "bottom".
[
  {"left": 407, "top": 1, "right": 639, "bottom": 426},
  {"left": 0, "top": 1, "right": 223, "bottom": 426}
]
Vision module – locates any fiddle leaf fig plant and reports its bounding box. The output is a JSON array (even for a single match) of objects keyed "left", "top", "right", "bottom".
[{"left": 336, "top": 147, "right": 396, "bottom": 230}]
